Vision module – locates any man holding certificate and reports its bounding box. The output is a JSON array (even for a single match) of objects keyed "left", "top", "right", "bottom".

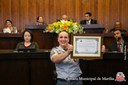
[{"left": 50, "top": 31, "right": 83, "bottom": 85}]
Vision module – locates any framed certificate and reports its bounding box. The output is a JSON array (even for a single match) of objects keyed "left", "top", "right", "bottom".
[{"left": 71, "top": 34, "right": 103, "bottom": 59}]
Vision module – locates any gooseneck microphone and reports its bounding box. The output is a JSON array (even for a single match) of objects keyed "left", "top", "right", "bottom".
[{"left": 117, "top": 37, "right": 121, "bottom": 41}]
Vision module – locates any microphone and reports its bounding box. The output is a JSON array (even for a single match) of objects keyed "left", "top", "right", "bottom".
[{"left": 117, "top": 37, "right": 121, "bottom": 41}]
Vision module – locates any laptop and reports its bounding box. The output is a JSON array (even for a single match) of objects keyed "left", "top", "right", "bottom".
[{"left": 17, "top": 48, "right": 37, "bottom": 53}]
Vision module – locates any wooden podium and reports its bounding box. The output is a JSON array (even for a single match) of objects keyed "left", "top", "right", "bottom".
[
  {"left": 25, "top": 24, "right": 47, "bottom": 30},
  {"left": 81, "top": 24, "right": 105, "bottom": 33}
]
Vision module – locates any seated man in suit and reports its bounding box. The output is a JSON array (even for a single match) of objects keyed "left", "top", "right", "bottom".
[
  {"left": 108, "top": 29, "right": 128, "bottom": 53},
  {"left": 109, "top": 21, "right": 127, "bottom": 33},
  {"left": 61, "top": 14, "right": 69, "bottom": 21},
  {"left": 80, "top": 12, "right": 97, "bottom": 24},
  {"left": 56, "top": 14, "right": 70, "bottom": 22}
]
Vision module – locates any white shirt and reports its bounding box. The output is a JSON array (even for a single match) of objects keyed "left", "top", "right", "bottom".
[
  {"left": 86, "top": 20, "right": 91, "bottom": 24},
  {"left": 3, "top": 27, "right": 17, "bottom": 33},
  {"left": 50, "top": 45, "right": 82, "bottom": 79},
  {"left": 3, "top": 27, "right": 12, "bottom": 33}
]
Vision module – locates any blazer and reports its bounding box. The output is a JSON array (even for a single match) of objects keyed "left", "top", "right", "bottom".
[
  {"left": 80, "top": 19, "right": 97, "bottom": 24},
  {"left": 16, "top": 42, "right": 39, "bottom": 51},
  {"left": 108, "top": 42, "right": 128, "bottom": 52}
]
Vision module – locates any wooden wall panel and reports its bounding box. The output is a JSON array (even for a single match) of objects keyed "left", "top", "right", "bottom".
[
  {"left": 97, "top": 0, "right": 128, "bottom": 31},
  {"left": 0, "top": 0, "right": 12, "bottom": 29},
  {"left": 11, "top": 0, "right": 20, "bottom": 31},
  {"left": 120, "top": 0, "right": 128, "bottom": 29},
  {"left": 0, "top": 0, "right": 128, "bottom": 32},
  {"left": 97, "top": 0, "right": 110, "bottom": 31},
  {"left": 19, "top": 0, "right": 29, "bottom": 31}
]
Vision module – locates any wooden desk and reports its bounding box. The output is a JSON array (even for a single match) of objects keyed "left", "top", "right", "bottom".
[
  {"left": 25, "top": 24, "right": 47, "bottom": 29},
  {"left": 81, "top": 24, "right": 105, "bottom": 33},
  {"left": 0, "top": 33, "right": 22, "bottom": 49},
  {"left": 0, "top": 49, "right": 55, "bottom": 85},
  {"left": 80, "top": 60, "right": 128, "bottom": 85},
  {"left": 0, "top": 32, "right": 58, "bottom": 49},
  {"left": 0, "top": 50, "right": 127, "bottom": 85},
  {"left": 0, "top": 32, "right": 128, "bottom": 50}
]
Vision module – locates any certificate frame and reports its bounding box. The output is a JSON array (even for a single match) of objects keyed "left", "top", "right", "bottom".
[{"left": 71, "top": 34, "right": 103, "bottom": 59}]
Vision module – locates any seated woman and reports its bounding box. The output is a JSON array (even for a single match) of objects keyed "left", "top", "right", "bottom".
[
  {"left": 36, "top": 16, "right": 47, "bottom": 25},
  {"left": 16, "top": 29, "right": 39, "bottom": 52},
  {"left": 3, "top": 19, "right": 18, "bottom": 33}
]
